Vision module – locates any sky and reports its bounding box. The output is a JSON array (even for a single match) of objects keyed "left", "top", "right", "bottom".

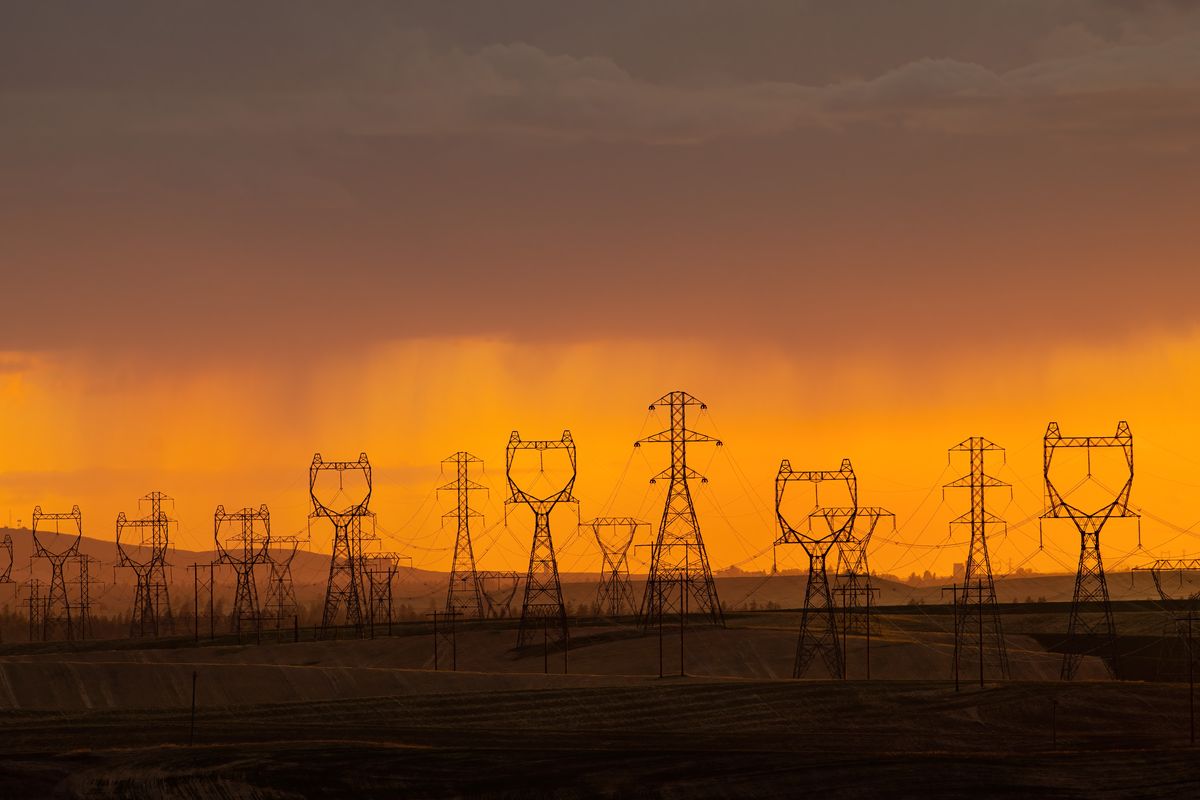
[{"left": 2, "top": 1, "right": 1200, "bottom": 581}]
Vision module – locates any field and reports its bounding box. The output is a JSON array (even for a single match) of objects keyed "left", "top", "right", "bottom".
[{"left": 1, "top": 606, "right": 1199, "bottom": 798}]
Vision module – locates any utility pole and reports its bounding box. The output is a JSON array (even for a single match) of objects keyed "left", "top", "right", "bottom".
[
  {"left": 1042, "top": 422, "right": 1137, "bottom": 680},
  {"left": 943, "top": 583, "right": 960, "bottom": 692},
  {"left": 636, "top": 391, "right": 724, "bottom": 628}
]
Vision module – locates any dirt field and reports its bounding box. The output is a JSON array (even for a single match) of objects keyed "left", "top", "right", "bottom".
[{"left": 0, "top": 608, "right": 1197, "bottom": 797}]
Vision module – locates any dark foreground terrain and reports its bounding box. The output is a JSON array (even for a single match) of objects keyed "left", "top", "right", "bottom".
[{"left": 1, "top": 678, "right": 1198, "bottom": 798}]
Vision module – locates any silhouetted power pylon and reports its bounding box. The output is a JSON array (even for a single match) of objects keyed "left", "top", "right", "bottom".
[
  {"left": 1042, "top": 421, "right": 1138, "bottom": 680},
  {"left": 825, "top": 506, "right": 893, "bottom": 636},
  {"left": 263, "top": 535, "right": 301, "bottom": 632},
  {"left": 364, "top": 552, "right": 407, "bottom": 635},
  {"left": 116, "top": 491, "right": 176, "bottom": 638},
  {"left": 945, "top": 437, "right": 1011, "bottom": 681},
  {"left": 507, "top": 430, "right": 577, "bottom": 648},
  {"left": 310, "top": 452, "right": 373, "bottom": 638},
  {"left": 441, "top": 451, "right": 487, "bottom": 619},
  {"left": 637, "top": 391, "right": 724, "bottom": 628},
  {"left": 215, "top": 504, "right": 271, "bottom": 637},
  {"left": 1135, "top": 559, "right": 1200, "bottom": 679},
  {"left": 588, "top": 517, "right": 645, "bottom": 618},
  {"left": 73, "top": 554, "right": 99, "bottom": 641},
  {"left": 775, "top": 458, "right": 857, "bottom": 679},
  {"left": 478, "top": 570, "right": 522, "bottom": 618},
  {"left": 0, "top": 534, "right": 14, "bottom": 583},
  {"left": 31, "top": 505, "right": 83, "bottom": 641}
]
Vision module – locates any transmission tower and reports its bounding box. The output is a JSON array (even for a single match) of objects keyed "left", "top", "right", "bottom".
[
  {"left": 823, "top": 507, "right": 893, "bottom": 635},
  {"left": 30, "top": 505, "right": 83, "bottom": 641},
  {"left": 636, "top": 391, "right": 724, "bottom": 628},
  {"left": 775, "top": 458, "right": 857, "bottom": 679},
  {"left": 478, "top": 570, "right": 522, "bottom": 618},
  {"left": 1135, "top": 559, "right": 1200, "bottom": 679},
  {"left": 588, "top": 517, "right": 645, "bottom": 618},
  {"left": 1042, "top": 421, "right": 1137, "bottom": 680},
  {"left": 364, "top": 552, "right": 407, "bottom": 635},
  {"left": 1, "top": 534, "right": 13, "bottom": 583},
  {"left": 23, "top": 579, "right": 43, "bottom": 642},
  {"left": 263, "top": 535, "right": 301, "bottom": 632},
  {"left": 310, "top": 452, "right": 373, "bottom": 638},
  {"left": 116, "top": 491, "right": 176, "bottom": 638},
  {"left": 507, "top": 430, "right": 577, "bottom": 648},
  {"left": 440, "top": 451, "right": 487, "bottom": 619},
  {"left": 214, "top": 505, "right": 271, "bottom": 637},
  {"left": 945, "top": 437, "right": 1011, "bottom": 681},
  {"left": 73, "top": 554, "right": 99, "bottom": 641}
]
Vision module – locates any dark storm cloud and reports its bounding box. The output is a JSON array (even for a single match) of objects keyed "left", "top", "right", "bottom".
[{"left": 2, "top": 1, "right": 1199, "bottom": 358}]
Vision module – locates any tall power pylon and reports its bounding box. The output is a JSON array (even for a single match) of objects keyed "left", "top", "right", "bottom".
[
  {"left": 31, "top": 505, "right": 83, "bottom": 641},
  {"left": 824, "top": 506, "right": 893, "bottom": 635},
  {"left": 945, "top": 437, "right": 1011, "bottom": 681},
  {"left": 441, "top": 451, "right": 487, "bottom": 619},
  {"left": 116, "top": 491, "right": 176, "bottom": 638},
  {"left": 636, "top": 391, "right": 724, "bottom": 628},
  {"left": 1042, "top": 421, "right": 1137, "bottom": 680},
  {"left": 507, "top": 430, "right": 577, "bottom": 648},
  {"left": 310, "top": 452, "right": 373, "bottom": 638},
  {"left": 775, "top": 458, "right": 857, "bottom": 679},
  {"left": 215, "top": 504, "right": 271, "bottom": 636},
  {"left": 263, "top": 535, "right": 301, "bottom": 631},
  {"left": 589, "top": 517, "right": 646, "bottom": 618}
]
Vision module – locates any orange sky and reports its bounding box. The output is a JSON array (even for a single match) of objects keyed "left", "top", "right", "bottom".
[{"left": 4, "top": 328, "right": 1200, "bottom": 579}]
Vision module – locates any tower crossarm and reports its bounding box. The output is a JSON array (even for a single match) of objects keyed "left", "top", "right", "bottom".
[
  {"left": 31, "top": 505, "right": 84, "bottom": 559},
  {"left": 309, "top": 452, "right": 373, "bottom": 519},
  {"left": 775, "top": 458, "right": 857, "bottom": 549},
  {"left": 505, "top": 431, "right": 578, "bottom": 507}
]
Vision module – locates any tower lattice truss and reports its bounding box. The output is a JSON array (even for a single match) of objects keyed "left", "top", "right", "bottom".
[
  {"left": 507, "top": 430, "right": 576, "bottom": 648},
  {"left": 637, "top": 391, "right": 724, "bottom": 628},
  {"left": 775, "top": 458, "right": 857, "bottom": 679},
  {"left": 946, "top": 437, "right": 1011, "bottom": 681},
  {"left": 1042, "top": 421, "right": 1137, "bottom": 680}
]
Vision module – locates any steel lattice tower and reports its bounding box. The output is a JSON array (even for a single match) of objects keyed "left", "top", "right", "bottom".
[
  {"left": 215, "top": 504, "right": 271, "bottom": 636},
  {"left": 116, "top": 491, "right": 176, "bottom": 638},
  {"left": 263, "top": 535, "right": 301, "bottom": 630},
  {"left": 478, "top": 570, "right": 522, "bottom": 618},
  {"left": 637, "top": 391, "right": 724, "bottom": 628},
  {"left": 827, "top": 506, "right": 892, "bottom": 635},
  {"left": 775, "top": 458, "right": 857, "bottom": 679},
  {"left": 364, "top": 552, "right": 404, "bottom": 634},
  {"left": 946, "top": 437, "right": 1011, "bottom": 681},
  {"left": 588, "top": 517, "right": 646, "bottom": 618},
  {"left": 73, "top": 554, "right": 99, "bottom": 641},
  {"left": 31, "top": 505, "right": 83, "bottom": 641},
  {"left": 507, "top": 430, "right": 577, "bottom": 648},
  {"left": 441, "top": 451, "right": 487, "bottom": 619},
  {"left": 1, "top": 534, "right": 14, "bottom": 583},
  {"left": 310, "top": 452, "right": 373, "bottom": 638},
  {"left": 1042, "top": 421, "right": 1137, "bottom": 680}
]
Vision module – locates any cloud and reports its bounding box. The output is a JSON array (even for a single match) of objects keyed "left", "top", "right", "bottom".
[{"left": 4, "top": 28, "right": 1199, "bottom": 145}]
